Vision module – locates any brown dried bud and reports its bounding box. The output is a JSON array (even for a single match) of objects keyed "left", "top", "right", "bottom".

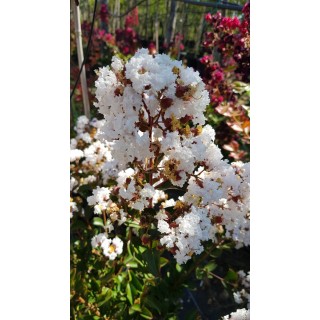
[
  {"left": 160, "top": 97, "right": 173, "bottom": 109},
  {"left": 231, "top": 195, "right": 241, "bottom": 203},
  {"left": 214, "top": 216, "right": 223, "bottom": 224},
  {"left": 169, "top": 247, "right": 177, "bottom": 254},
  {"left": 163, "top": 117, "right": 172, "bottom": 129},
  {"left": 138, "top": 67, "right": 147, "bottom": 74},
  {"left": 180, "top": 114, "right": 193, "bottom": 124},
  {"left": 136, "top": 121, "right": 149, "bottom": 132},
  {"left": 169, "top": 222, "right": 179, "bottom": 228},
  {"left": 172, "top": 66, "right": 180, "bottom": 75},
  {"left": 150, "top": 142, "right": 160, "bottom": 154},
  {"left": 175, "top": 85, "right": 189, "bottom": 98},
  {"left": 140, "top": 216, "right": 147, "bottom": 226},
  {"left": 114, "top": 86, "right": 124, "bottom": 96},
  {"left": 124, "top": 78, "right": 132, "bottom": 86},
  {"left": 141, "top": 234, "right": 150, "bottom": 245},
  {"left": 112, "top": 187, "right": 120, "bottom": 195},
  {"left": 195, "top": 178, "right": 204, "bottom": 188}
]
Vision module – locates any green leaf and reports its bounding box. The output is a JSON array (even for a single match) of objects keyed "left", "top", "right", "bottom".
[
  {"left": 144, "top": 273, "right": 155, "bottom": 281},
  {"left": 176, "top": 263, "right": 182, "bottom": 273},
  {"left": 97, "top": 287, "right": 112, "bottom": 307},
  {"left": 128, "top": 269, "right": 133, "bottom": 282},
  {"left": 125, "top": 221, "right": 141, "bottom": 229},
  {"left": 142, "top": 249, "right": 159, "bottom": 277},
  {"left": 204, "top": 261, "right": 217, "bottom": 273},
  {"left": 126, "top": 283, "right": 133, "bottom": 305},
  {"left": 127, "top": 240, "right": 133, "bottom": 257},
  {"left": 92, "top": 217, "right": 104, "bottom": 227},
  {"left": 144, "top": 296, "right": 161, "bottom": 314},
  {"left": 126, "top": 260, "right": 138, "bottom": 268},
  {"left": 224, "top": 269, "right": 238, "bottom": 282},
  {"left": 195, "top": 267, "right": 205, "bottom": 280},
  {"left": 90, "top": 278, "right": 100, "bottom": 291},
  {"left": 130, "top": 271, "right": 143, "bottom": 292},
  {"left": 159, "top": 257, "right": 169, "bottom": 268},
  {"left": 129, "top": 304, "right": 142, "bottom": 313},
  {"left": 140, "top": 306, "right": 153, "bottom": 319},
  {"left": 138, "top": 246, "right": 147, "bottom": 254}
]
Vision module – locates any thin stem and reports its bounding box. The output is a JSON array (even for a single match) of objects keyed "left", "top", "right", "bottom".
[
  {"left": 102, "top": 210, "right": 107, "bottom": 226},
  {"left": 208, "top": 272, "right": 237, "bottom": 288}
]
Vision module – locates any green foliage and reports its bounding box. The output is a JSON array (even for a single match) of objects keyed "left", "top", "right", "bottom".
[{"left": 71, "top": 206, "right": 248, "bottom": 319}]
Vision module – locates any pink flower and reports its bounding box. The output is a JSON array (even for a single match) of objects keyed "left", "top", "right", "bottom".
[
  {"left": 99, "top": 4, "right": 109, "bottom": 23},
  {"left": 231, "top": 17, "right": 241, "bottom": 28},
  {"left": 205, "top": 13, "right": 212, "bottom": 23},
  {"left": 96, "top": 29, "right": 106, "bottom": 39},
  {"left": 212, "top": 70, "right": 224, "bottom": 82},
  {"left": 200, "top": 55, "right": 211, "bottom": 64},
  {"left": 148, "top": 42, "right": 156, "bottom": 54}
]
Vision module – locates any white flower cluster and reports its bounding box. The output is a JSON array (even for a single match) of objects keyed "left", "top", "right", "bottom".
[
  {"left": 70, "top": 116, "right": 115, "bottom": 177},
  {"left": 91, "top": 233, "right": 123, "bottom": 260},
  {"left": 156, "top": 206, "right": 212, "bottom": 264},
  {"left": 90, "top": 49, "right": 250, "bottom": 264},
  {"left": 233, "top": 270, "right": 250, "bottom": 308},
  {"left": 87, "top": 186, "right": 127, "bottom": 229},
  {"left": 94, "top": 49, "right": 209, "bottom": 170},
  {"left": 70, "top": 116, "right": 120, "bottom": 218},
  {"left": 87, "top": 186, "right": 111, "bottom": 214},
  {"left": 222, "top": 308, "right": 250, "bottom": 320}
]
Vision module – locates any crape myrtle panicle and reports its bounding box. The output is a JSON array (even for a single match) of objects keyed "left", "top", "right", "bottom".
[
  {"left": 86, "top": 49, "right": 250, "bottom": 264},
  {"left": 70, "top": 116, "right": 119, "bottom": 218}
]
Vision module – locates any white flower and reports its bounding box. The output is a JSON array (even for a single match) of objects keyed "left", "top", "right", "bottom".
[
  {"left": 79, "top": 132, "right": 92, "bottom": 143},
  {"left": 233, "top": 292, "right": 243, "bottom": 304},
  {"left": 111, "top": 56, "right": 124, "bottom": 72},
  {"left": 222, "top": 308, "right": 250, "bottom": 320},
  {"left": 157, "top": 220, "right": 171, "bottom": 234},
  {"left": 70, "top": 201, "right": 78, "bottom": 218},
  {"left": 101, "top": 237, "right": 123, "bottom": 260},
  {"left": 161, "top": 198, "right": 176, "bottom": 208},
  {"left": 70, "top": 149, "right": 83, "bottom": 162},
  {"left": 87, "top": 187, "right": 111, "bottom": 215},
  {"left": 70, "top": 177, "right": 78, "bottom": 191},
  {"left": 82, "top": 175, "right": 97, "bottom": 185},
  {"left": 75, "top": 115, "right": 89, "bottom": 134},
  {"left": 91, "top": 233, "right": 108, "bottom": 248},
  {"left": 87, "top": 187, "right": 111, "bottom": 206}
]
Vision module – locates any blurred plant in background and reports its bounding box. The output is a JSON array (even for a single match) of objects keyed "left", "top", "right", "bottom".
[
  {"left": 200, "top": 2, "right": 250, "bottom": 161},
  {"left": 165, "top": 32, "right": 185, "bottom": 59},
  {"left": 115, "top": 7, "right": 140, "bottom": 56}
]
